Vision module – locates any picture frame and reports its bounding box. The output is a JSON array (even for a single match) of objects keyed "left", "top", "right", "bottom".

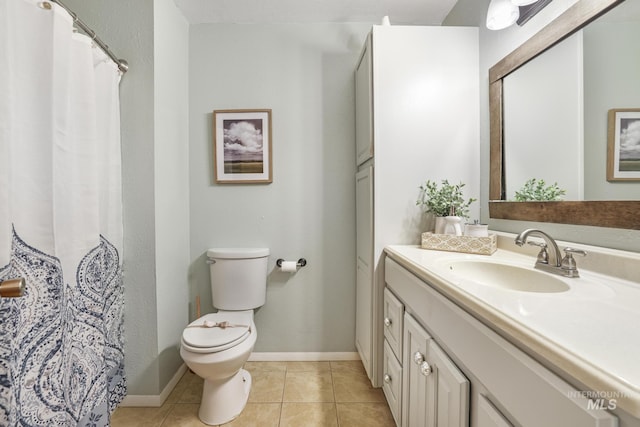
[
  {"left": 213, "top": 109, "right": 273, "bottom": 184},
  {"left": 607, "top": 108, "right": 640, "bottom": 182}
]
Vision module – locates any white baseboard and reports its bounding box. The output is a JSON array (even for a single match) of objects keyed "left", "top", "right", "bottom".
[
  {"left": 248, "top": 352, "right": 361, "bottom": 361},
  {"left": 119, "top": 363, "right": 187, "bottom": 407}
]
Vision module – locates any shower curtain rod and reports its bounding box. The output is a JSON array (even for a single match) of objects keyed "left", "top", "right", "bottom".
[{"left": 49, "top": 0, "right": 129, "bottom": 74}]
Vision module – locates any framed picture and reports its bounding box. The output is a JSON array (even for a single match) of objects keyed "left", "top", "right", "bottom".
[
  {"left": 213, "top": 109, "right": 272, "bottom": 184},
  {"left": 607, "top": 108, "right": 640, "bottom": 182}
]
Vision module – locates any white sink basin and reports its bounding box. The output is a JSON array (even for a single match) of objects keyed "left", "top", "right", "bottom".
[{"left": 437, "top": 259, "right": 570, "bottom": 293}]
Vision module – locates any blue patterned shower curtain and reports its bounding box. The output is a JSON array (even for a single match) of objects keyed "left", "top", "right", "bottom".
[{"left": 0, "top": 0, "right": 126, "bottom": 425}]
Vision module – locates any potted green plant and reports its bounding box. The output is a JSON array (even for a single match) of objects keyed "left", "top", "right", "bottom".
[
  {"left": 513, "top": 178, "right": 566, "bottom": 202},
  {"left": 416, "top": 179, "right": 476, "bottom": 234}
]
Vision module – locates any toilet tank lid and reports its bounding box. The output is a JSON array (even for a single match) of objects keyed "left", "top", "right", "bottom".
[{"left": 207, "top": 248, "right": 270, "bottom": 259}]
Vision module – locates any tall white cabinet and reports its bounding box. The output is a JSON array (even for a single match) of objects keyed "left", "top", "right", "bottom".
[{"left": 354, "top": 25, "right": 480, "bottom": 387}]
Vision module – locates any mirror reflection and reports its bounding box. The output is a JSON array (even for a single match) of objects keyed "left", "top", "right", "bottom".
[{"left": 501, "top": 0, "right": 640, "bottom": 201}]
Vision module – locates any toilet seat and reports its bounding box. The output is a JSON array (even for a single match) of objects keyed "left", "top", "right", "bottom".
[{"left": 182, "top": 311, "right": 253, "bottom": 353}]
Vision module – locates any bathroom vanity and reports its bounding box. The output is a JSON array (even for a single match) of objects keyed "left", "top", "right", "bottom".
[{"left": 381, "top": 234, "right": 639, "bottom": 427}]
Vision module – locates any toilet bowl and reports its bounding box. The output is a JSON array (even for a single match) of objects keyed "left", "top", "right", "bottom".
[{"left": 180, "top": 310, "right": 257, "bottom": 425}]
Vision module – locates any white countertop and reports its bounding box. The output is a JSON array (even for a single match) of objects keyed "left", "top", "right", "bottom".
[{"left": 384, "top": 244, "right": 640, "bottom": 418}]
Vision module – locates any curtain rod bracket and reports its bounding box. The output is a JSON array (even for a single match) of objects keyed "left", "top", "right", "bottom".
[{"left": 118, "top": 59, "right": 129, "bottom": 73}]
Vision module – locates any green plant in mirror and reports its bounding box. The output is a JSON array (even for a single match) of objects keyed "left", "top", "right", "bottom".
[
  {"left": 514, "top": 178, "right": 566, "bottom": 202},
  {"left": 417, "top": 179, "right": 476, "bottom": 218}
]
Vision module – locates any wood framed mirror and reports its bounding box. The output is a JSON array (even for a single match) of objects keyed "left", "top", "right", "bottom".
[{"left": 488, "top": 0, "right": 640, "bottom": 230}]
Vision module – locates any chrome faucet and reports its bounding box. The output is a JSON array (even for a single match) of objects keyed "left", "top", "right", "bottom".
[{"left": 514, "top": 229, "right": 586, "bottom": 278}]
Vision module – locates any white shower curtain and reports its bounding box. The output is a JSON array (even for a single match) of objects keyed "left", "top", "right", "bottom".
[{"left": 0, "top": 0, "right": 126, "bottom": 425}]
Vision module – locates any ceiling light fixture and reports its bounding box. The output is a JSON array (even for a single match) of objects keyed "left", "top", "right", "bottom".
[
  {"left": 511, "top": 0, "right": 539, "bottom": 6},
  {"left": 486, "top": 0, "right": 520, "bottom": 30}
]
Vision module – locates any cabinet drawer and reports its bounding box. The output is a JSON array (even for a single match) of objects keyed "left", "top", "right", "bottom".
[
  {"left": 383, "top": 287, "right": 404, "bottom": 360},
  {"left": 383, "top": 340, "right": 402, "bottom": 426}
]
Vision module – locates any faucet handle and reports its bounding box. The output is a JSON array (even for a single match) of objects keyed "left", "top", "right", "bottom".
[
  {"left": 563, "top": 247, "right": 587, "bottom": 257},
  {"left": 527, "top": 241, "right": 549, "bottom": 264},
  {"left": 561, "top": 247, "right": 587, "bottom": 277}
]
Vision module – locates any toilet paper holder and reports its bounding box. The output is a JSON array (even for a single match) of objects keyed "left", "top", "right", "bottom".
[{"left": 276, "top": 258, "right": 307, "bottom": 268}]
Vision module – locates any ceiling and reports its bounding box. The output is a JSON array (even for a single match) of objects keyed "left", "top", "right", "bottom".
[{"left": 173, "top": 0, "right": 459, "bottom": 25}]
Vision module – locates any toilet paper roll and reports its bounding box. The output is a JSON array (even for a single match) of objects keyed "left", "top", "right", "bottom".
[{"left": 280, "top": 261, "right": 298, "bottom": 273}]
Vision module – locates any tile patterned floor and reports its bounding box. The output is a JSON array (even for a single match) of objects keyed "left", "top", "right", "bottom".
[{"left": 111, "top": 361, "right": 396, "bottom": 427}]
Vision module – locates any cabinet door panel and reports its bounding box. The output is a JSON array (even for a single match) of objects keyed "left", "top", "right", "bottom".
[
  {"left": 355, "top": 166, "right": 373, "bottom": 379},
  {"left": 355, "top": 37, "right": 373, "bottom": 166},
  {"left": 403, "top": 313, "right": 470, "bottom": 427},
  {"left": 402, "top": 313, "right": 435, "bottom": 427},
  {"left": 430, "top": 340, "right": 469, "bottom": 427},
  {"left": 355, "top": 167, "right": 372, "bottom": 265}
]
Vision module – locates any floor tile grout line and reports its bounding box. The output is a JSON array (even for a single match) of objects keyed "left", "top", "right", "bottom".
[
  {"left": 157, "top": 402, "right": 174, "bottom": 427},
  {"left": 277, "top": 364, "right": 286, "bottom": 427},
  {"left": 276, "top": 402, "right": 283, "bottom": 427},
  {"left": 330, "top": 367, "right": 342, "bottom": 427}
]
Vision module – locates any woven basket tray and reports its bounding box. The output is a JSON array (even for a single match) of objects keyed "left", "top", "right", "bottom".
[{"left": 421, "top": 232, "right": 497, "bottom": 255}]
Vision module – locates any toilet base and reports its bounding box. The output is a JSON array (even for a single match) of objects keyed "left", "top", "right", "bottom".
[{"left": 198, "top": 368, "right": 252, "bottom": 425}]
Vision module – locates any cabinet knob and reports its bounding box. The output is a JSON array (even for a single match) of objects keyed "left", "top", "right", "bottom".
[
  {"left": 384, "top": 317, "right": 392, "bottom": 327},
  {"left": 384, "top": 374, "right": 392, "bottom": 384},
  {"left": 420, "top": 361, "right": 432, "bottom": 376},
  {"left": 413, "top": 351, "right": 424, "bottom": 365}
]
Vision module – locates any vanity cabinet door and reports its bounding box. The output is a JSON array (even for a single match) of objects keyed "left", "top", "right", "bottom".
[
  {"left": 402, "top": 313, "right": 469, "bottom": 427},
  {"left": 430, "top": 339, "right": 470, "bottom": 427},
  {"left": 403, "top": 312, "right": 432, "bottom": 427}
]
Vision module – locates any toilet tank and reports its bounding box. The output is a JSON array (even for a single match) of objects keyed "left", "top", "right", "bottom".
[{"left": 207, "top": 248, "right": 269, "bottom": 310}]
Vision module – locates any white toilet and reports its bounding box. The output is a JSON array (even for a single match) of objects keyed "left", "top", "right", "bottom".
[{"left": 180, "top": 247, "right": 269, "bottom": 425}]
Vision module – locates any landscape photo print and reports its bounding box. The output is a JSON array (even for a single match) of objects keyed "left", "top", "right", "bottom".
[
  {"left": 213, "top": 109, "right": 272, "bottom": 183},
  {"left": 607, "top": 108, "right": 640, "bottom": 181}
]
